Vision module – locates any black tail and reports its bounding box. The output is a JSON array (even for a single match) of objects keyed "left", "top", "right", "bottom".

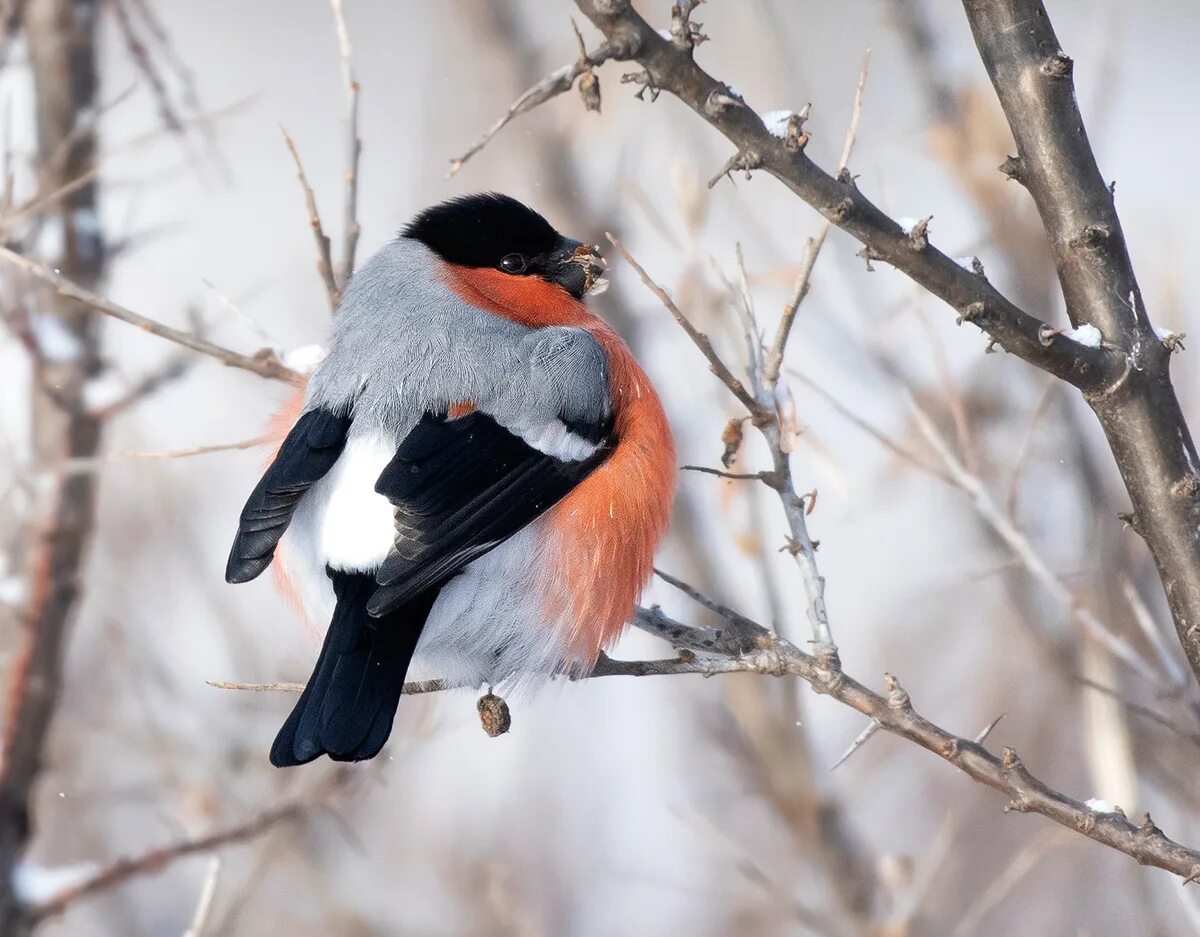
[{"left": 270, "top": 570, "right": 437, "bottom": 767}]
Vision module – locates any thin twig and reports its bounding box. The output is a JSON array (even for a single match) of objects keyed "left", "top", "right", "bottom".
[
  {"left": 1005, "top": 376, "right": 1057, "bottom": 518},
  {"left": 949, "top": 828, "right": 1070, "bottom": 937},
  {"left": 213, "top": 598, "right": 1200, "bottom": 881},
  {"left": 906, "top": 392, "right": 1159, "bottom": 681},
  {"left": 652, "top": 569, "right": 767, "bottom": 649},
  {"left": 87, "top": 353, "right": 193, "bottom": 421},
  {"left": 182, "top": 857, "right": 220, "bottom": 937},
  {"left": 1075, "top": 677, "right": 1200, "bottom": 749},
  {"left": 789, "top": 369, "right": 957, "bottom": 485},
  {"left": 681, "top": 464, "right": 774, "bottom": 483},
  {"left": 28, "top": 803, "right": 302, "bottom": 922},
  {"left": 280, "top": 126, "right": 339, "bottom": 311},
  {"left": 447, "top": 36, "right": 619, "bottom": 177},
  {"left": 764, "top": 50, "right": 871, "bottom": 386},
  {"left": 605, "top": 233, "right": 768, "bottom": 420},
  {"left": 328, "top": 0, "right": 360, "bottom": 288},
  {"left": 55, "top": 435, "right": 270, "bottom": 475},
  {"left": 1122, "top": 578, "right": 1187, "bottom": 690},
  {"left": 609, "top": 234, "right": 836, "bottom": 656},
  {"left": 0, "top": 246, "right": 298, "bottom": 382}
]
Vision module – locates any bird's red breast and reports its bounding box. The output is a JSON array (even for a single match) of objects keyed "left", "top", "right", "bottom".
[{"left": 444, "top": 263, "right": 676, "bottom": 663}]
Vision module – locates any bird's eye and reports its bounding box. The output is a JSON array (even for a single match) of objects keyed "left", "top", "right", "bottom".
[{"left": 499, "top": 253, "right": 527, "bottom": 274}]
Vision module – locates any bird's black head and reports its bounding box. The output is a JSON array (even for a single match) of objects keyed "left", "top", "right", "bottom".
[{"left": 402, "top": 193, "right": 603, "bottom": 299}]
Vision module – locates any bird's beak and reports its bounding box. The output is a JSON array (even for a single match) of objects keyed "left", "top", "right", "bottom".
[{"left": 550, "top": 238, "right": 607, "bottom": 299}]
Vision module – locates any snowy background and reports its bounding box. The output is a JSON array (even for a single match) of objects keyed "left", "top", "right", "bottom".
[{"left": 3, "top": 0, "right": 1200, "bottom": 933}]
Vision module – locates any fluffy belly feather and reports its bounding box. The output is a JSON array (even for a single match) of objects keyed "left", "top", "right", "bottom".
[{"left": 314, "top": 432, "right": 397, "bottom": 572}]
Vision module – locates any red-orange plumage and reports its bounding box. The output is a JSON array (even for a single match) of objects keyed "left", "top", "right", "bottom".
[
  {"left": 445, "top": 263, "right": 676, "bottom": 663},
  {"left": 266, "top": 380, "right": 318, "bottom": 634}
]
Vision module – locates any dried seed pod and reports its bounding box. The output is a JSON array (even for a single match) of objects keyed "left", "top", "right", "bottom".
[
  {"left": 720, "top": 418, "right": 745, "bottom": 468},
  {"left": 477, "top": 692, "right": 512, "bottom": 737}
]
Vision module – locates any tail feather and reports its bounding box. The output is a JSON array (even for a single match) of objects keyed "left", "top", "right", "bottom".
[{"left": 270, "top": 570, "right": 437, "bottom": 767}]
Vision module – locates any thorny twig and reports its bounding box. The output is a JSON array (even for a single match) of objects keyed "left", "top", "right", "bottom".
[
  {"left": 607, "top": 234, "right": 836, "bottom": 657},
  {"left": 219, "top": 595, "right": 1200, "bottom": 882},
  {"left": 557, "top": 0, "right": 1200, "bottom": 685},
  {"left": 470, "top": 1, "right": 1110, "bottom": 388}
]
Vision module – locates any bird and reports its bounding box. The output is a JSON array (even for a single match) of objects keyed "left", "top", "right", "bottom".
[{"left": 225, "top": 193, "right": 675, "bottom": 767}]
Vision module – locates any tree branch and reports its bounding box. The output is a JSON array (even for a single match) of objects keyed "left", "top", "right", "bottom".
[
  {"left": 215, "top": 598, "right": 1200, "bottom": 882},
  {"left": 447, "top": 33, "right": 622, "bottom": 178},
  {"left": 0, "top": 4, "right": 105, "bottom": 931},
  {"left": 604, "top": 233, "right": 768, "bottom": 420},
  {"left": 566, "top": 0, "right": 1111, "bottom": 391},
  {"left": 0, "top": 246, "right": 299, "bottom": 382},
  {"left": 959, "top": 0, "right": 1200, "bottom": 683},
  {"left": 280, "top": 126, "right": 339, "bottom": 312},
  {"left": 328, "top": 0, "right": 361, "bottom": 290},
  {"left": 26, "top": 802, "right": 303, "bottom": 923},
  {"left": 607, "top": 234, "right": 836, "bottom": 657}
]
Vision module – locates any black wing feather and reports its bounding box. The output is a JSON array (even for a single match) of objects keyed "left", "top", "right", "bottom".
[
  {"left": 366, "top": 411, "right": 613, "bottom": 617},
  {"left": 225, "top": 408, "right": 351, "bottom": 584},
  {"left": 270, "top": 570, "right": 438, "bottom": 766}
]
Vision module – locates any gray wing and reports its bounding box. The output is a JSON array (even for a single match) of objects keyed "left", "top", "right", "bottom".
[{"left": 367, "top": 326, "right": 616, "bottom": 617}]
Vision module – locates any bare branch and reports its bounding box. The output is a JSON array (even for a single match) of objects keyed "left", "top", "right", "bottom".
[
  {"left": 681, "top": 464, "right": 775, "bottom": 483},
  {"left": 0, "top": 246, "right": 299, "bottom": 382},
  {"left": 604, "top": 233, "right": 769, "bottom": 420},
  {"left": 568, "top": 0, "right": 1112, "bottom": 390},
  {"left": 0, "top": 10, "right": 109, "bottom": 931},
  {"left": 764, "top": 50, "right": 870, "bottom": 386},
  {"left": 608, "top": 237, "right": 835, "bottom": 656},
  {"left": 906, "top": 392, "right": 1159, "bottom": 681},
  {"left": 215, "top": 597, "right": 1200, "bottom": 881},
  {"left": 328, "top": 0, "right": 361, "bottom": 287},
  {"left": 280, "top": 126, "right": 339, "bottom": 311},
  {"left": 27, "top": 803, "right": 302, "bottom": 923},
  {"left": 447, "top": 33, "right": 621, "bottom": 177},
  {"left": 961, "top": 0, "right": 1200, "bottom": 683},
  {"left": 56, "top": 435, "right": 270, "bottom": 475},
  {"left": 87, "top": 352, "right": 193, "bottom": 421}
]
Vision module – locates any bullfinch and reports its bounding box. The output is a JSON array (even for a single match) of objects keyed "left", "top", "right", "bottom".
[{"left": 225, "top": 193, "right": 675, "bottom": 767}]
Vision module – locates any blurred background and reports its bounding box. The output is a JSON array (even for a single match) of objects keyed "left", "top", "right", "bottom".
[{"left": 1, "top": 0, "right": 1199, "bottom": 933}]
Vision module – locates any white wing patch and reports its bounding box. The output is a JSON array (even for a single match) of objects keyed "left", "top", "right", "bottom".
[
  {"left": 513, "top": 419, "right": 600, "bottom": 462},
  {"left": 316, "top": 432, "right": 397, "bottom": 572}
]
